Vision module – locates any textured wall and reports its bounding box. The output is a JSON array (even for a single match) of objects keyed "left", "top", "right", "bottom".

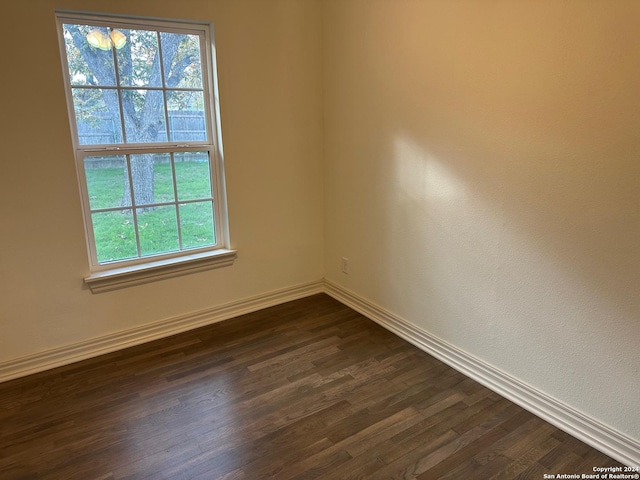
[
  {"left": 0, "top": 0, "right": 324, "bottom": 361},
  {"left": 322, "top": 0, "right": 640, "bottom": 441}
]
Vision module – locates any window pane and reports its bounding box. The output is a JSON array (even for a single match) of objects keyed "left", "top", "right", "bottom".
[
  {"left": 73, "top": 88, "right": 123, "bottom": 145},
  {"left": 84, "top": 155, "right": 129, "bottom": 209},
  {"left": 92, "top": 210, "right": 137, "bottom": 263},
  {"left": 129, "top": 154, "right": 174, "bottom": 206},
  {"left": 180, "top": 201, "right": 215, "bottom": 249},
  {"left": 117, "top": 29, "right": 163, "bottom": 87},
  {"left": 174, "top": 152, "right": 212, "bottom": 200},
  {"left": 63, "top": 24, "right": 117, "bottom": 86},
  {"left": 161, "top": 32, "right": 203, "bottom": 88},
  {"left": 137, "top": 206, "right": 179, "bottom": 256},
  {"left": 122, "top": 89, "right": 168, "bottom": 143},
  {"left": 167, "top": 91, "right": 207, "bottom": 142}
]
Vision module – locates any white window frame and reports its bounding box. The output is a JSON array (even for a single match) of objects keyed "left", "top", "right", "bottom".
[{"left": 55, "top": 11, "right": 235, "bottom": 292}]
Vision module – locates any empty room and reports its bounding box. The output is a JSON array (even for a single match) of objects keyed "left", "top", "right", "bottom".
[{"left": 1, "top": 0, "right": 638, "bottom": 478}]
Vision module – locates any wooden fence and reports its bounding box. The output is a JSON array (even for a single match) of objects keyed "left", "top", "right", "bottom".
[{"left": 78, "top": 110, "right": 206, "bottom": 145}]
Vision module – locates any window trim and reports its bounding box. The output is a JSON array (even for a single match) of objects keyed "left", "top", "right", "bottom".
[{"left": 55, "top": 10, "right": 234, "bottom": 290}]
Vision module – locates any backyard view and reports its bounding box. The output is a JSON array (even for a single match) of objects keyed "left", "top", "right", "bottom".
[
  {"left": 85, "top": 154, "right": 215, "bottom": 263},
  {"left": 61, "top": 19, "right": 218, "bottom": 265}
]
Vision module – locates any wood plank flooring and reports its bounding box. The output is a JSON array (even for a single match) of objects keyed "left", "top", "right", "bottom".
[{"left": 0, "top": 294, "right": 623, "bottom": 479}]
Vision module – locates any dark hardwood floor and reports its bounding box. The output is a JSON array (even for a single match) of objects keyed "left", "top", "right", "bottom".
[{"left": 0, "top": 294, "right": 622, "bottom": 479}]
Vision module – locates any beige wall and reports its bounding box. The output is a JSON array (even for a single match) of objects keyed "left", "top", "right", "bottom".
[
  {"left": 322, "top": 0, "right": 640, "bottom": 441},
  {"left": 0, "top": 0, "right": 324, "bottom": 360}
]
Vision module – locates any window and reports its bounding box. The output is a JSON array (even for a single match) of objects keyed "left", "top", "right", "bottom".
[{"left": 56, "top": 12, "right": 234, "bottom": 291}]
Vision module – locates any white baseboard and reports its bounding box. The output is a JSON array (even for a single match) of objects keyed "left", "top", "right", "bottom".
[
  {"left": 324, "top": 279, "right": 640, "bottom": 468},
  {"left": 0, "top": 280, "right": 324, "bottom": 383}
]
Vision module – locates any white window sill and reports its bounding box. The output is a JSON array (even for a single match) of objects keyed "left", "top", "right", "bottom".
[{"left": 84, "top": 249, "right": 237, "bottom": 293}]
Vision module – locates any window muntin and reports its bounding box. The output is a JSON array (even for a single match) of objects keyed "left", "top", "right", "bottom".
[{"left": 57, "top": 13, "right": 228, "bottom": 271}]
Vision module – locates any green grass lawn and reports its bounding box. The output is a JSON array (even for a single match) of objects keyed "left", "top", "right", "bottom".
[{"left": 84, "top": 161, "right": 215, "bottom": 263}]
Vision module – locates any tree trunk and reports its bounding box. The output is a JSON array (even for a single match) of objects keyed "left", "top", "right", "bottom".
[{"left": 123, "top": 154, "right": 154, "bottom": 209}]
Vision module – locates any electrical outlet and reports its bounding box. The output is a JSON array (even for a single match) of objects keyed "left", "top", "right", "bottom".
[{"left": 341, "top": 257, "right": 349, "bottom": 274}]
